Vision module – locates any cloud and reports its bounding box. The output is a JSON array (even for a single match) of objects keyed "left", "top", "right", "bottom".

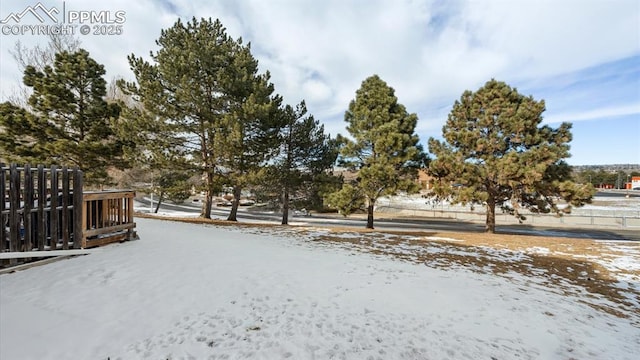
[
  {"left": 201, "top": 0, "right": 639, "bottom": 137},
  {"left": 302, "top": 77, "right": 333, "bottom": 103},
  {"left": 457, "top": 0, "right": 639, "bottom": 76},
  {"left": 545, "top": 104, "right": 640, "bottom": 124},
  {"left": 1, "top": 0, "right": 638, "bottom": 160}
]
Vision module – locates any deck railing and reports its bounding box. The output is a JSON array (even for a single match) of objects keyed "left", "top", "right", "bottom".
[
  {"left": 82, "top": 190, "right": 137, "bottom": 248},
  {"left": 1, "top": 164, "right": 137, "bottom": 264}
]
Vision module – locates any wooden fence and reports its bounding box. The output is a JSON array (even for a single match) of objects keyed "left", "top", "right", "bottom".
[{"left": 1, "top": 164, "right": 137, "bottom": 264}]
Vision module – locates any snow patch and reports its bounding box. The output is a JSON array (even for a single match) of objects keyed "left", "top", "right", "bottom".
[{"left": 2, "top": 219, "right": 638, "bottom": 360}]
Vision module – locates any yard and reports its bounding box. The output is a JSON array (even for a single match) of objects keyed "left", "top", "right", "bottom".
[{"left": 1, "top": 218, "right": 638, "bottom": 359}]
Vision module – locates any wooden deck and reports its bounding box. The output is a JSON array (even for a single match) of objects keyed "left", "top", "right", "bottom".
[
  {"left": 1, "top": 164, "right": 137, "bottom": 264},
  {"left": 82, "top": 190, "right": 137, "bottom": 248}
]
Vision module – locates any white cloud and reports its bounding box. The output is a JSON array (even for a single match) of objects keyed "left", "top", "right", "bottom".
[
  {"left": 302, "top": 77, "right": 333, "bottom": 103},
  {"left": 545, "top": 104, "right": 640, "bottom": 124},
  {"left": 459, "top": 0, "right": 639, "bottom": 77},
  {"left": 1, "top": 0, "right": 638, "bottom": 158}
]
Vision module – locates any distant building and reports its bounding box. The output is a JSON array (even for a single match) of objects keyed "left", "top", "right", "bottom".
[
  {"left": 416, "top": 169, "right": 433, "bottom": 190},
  {"left": 628, "top": 176, "right": 640, "bottom": 190}
]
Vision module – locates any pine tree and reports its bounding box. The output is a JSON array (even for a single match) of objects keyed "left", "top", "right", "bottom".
[
  {"left": 333, "top": 75, "right": 425, "bottom": 229},
  {"left": 149, "top": 170, "right": 195, "bottom": 212},
  {"left": 0, "top": 49, "right": 123, "bottom": 186},
  {"left": 124, "top": 17, "right": 252, "bottom": 218},
  {"left": 274, "top": 101, "right": 338, "bottom": 224},
  {"left": 7, "top": 34, "right": 81, "bottom": 107},
  {"left": 215, "top": 43, "right": 282, "bottom": 222},
  {"left": 325, "top": 183, "right": 365, "bottom": 217},
  {"left": 124, "top": 18, "right": 283, "bottom": 219},
  {"left": 428, "top": 79, "right": 595, "bottom": 233},
  {"left": 115, "top": 79, "right": 191, "bottom": 203},
  {"left": 0, "top": 103, "right": 44, "bottom": 161}
]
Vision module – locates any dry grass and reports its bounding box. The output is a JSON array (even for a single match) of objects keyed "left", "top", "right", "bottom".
[{"left": 300, "top": 227, "right": 640, "bottom": 321}]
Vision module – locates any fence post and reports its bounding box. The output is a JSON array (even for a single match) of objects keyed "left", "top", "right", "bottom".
[
  {"left": 50, "top": 165, "right": 59, "bottom": 250},
  {"left": 0, "top": 164, "right": 6, "bottom": 253},
  {"left": 37, "top": 165, "right": 46, "bottom": 251},
  {"left": 9, "top": 164, "right": 20, "bottom": 256},
  {"left": 23, "top": 164, "right": 33, "bottom": 251},
  {"left": 72, "top": 169, "right": 84, "bottom": 249},
  {"left": 127, "top": 194, "right": 135, "bottom": 240},
  {"left": 8, "top": 165, "right": 22, "bottom": 266},
  {"left": 61, "top": 166, "right": 70, "bottom": 250}
]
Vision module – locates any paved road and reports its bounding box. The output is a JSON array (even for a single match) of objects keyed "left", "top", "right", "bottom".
[
  {"left": 596, "top": 190, "right": 640, "bottom": 198},
  {"left": 137, "top": 198, "right": 640, "bottom": 241}
]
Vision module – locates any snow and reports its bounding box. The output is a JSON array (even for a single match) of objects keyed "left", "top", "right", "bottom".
[
  {"left": 1, "top": 218, "right": 639, "bottom": 360},
  {"left": 0, "top": 249, "right": 95, "bottom": 259},
  {"left": 525, "top": 246, "right": 551, "bottom": 255},
  {"left": 424, "top": 236, "right": 464, "bottom": 242},
  {"left": 379, "top": 193, "right": 640, "bottom": 216},
  {"left": 134, "top": 200, "right": 200, "bottom": 218}
]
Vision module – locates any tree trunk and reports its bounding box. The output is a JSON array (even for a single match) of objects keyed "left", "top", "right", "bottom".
[
  {"left": 366, "top": 200, "right": 375, "bottom": 229},
  {"left": 227, "top": 186, "right": 242, "bottom": 221},
  {"left": 201, "top": 191, "right": 213, "bottom": 218},
  {"left": 281, "top": 187, "right": 289, "bottom": 225},
  {"left": 154, "top": 191, "right": 164, "bottom": 213},
  {"left": 200, "top": 172, "right": 214, "bottom": 219},
  {"left": 485, "top": 195, "right": 496, "bottom": 233}
]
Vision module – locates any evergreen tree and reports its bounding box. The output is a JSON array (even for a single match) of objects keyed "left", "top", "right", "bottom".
[
  {"left": 273, "top": 101, "right": 338, "bottom": 224},
  {"left": 7, "top": 34, "right": 81, "bottom": 107},
  {"left": 428, "top": 79, "right": 594, "bottom": 233},
  {"left": 150, "top": 170, "right": 195, "bottom": 212},
  {"left": 124, "top": 18, "right": 244, "bottom": 218},
  {"left": 0, "top": 103, "right": 43, "bottom": 162},
  {"left": 0, "top": 49, "right": 123, "bottom": 186},
  {"left": 332, "top": 75, "right": 425, "bottom": 229},
  {"left": 115, "top": 80, "right": 192, "bottom": 202},
  {"left": 124, "top": 17, "right": 281, "bottom": 219},
  {"left": 325, "top": 183, "right": 365, "bottom": 216},
  {"left": 215, "top": 44, "right": 282, "bottom": 222}
]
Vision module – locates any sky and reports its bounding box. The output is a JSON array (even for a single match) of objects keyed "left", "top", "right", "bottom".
[{"left": 0, "top": 0, "right": 638, "bottom": 165}]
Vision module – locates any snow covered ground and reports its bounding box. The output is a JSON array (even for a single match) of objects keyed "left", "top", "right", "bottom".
[
  {"left": 379, "top": 193, "right": 640, "bottom": 214},
  {"left": 1, "top": 218, "right": 639, "bottom": 360}
]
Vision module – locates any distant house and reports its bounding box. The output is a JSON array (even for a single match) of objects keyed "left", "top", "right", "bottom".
[
  {"left": 416, "top": 169, "right": 433, "bottom": 190},
  {"left": 598, "top": 184, "right": 615, "bottom": 189}
]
